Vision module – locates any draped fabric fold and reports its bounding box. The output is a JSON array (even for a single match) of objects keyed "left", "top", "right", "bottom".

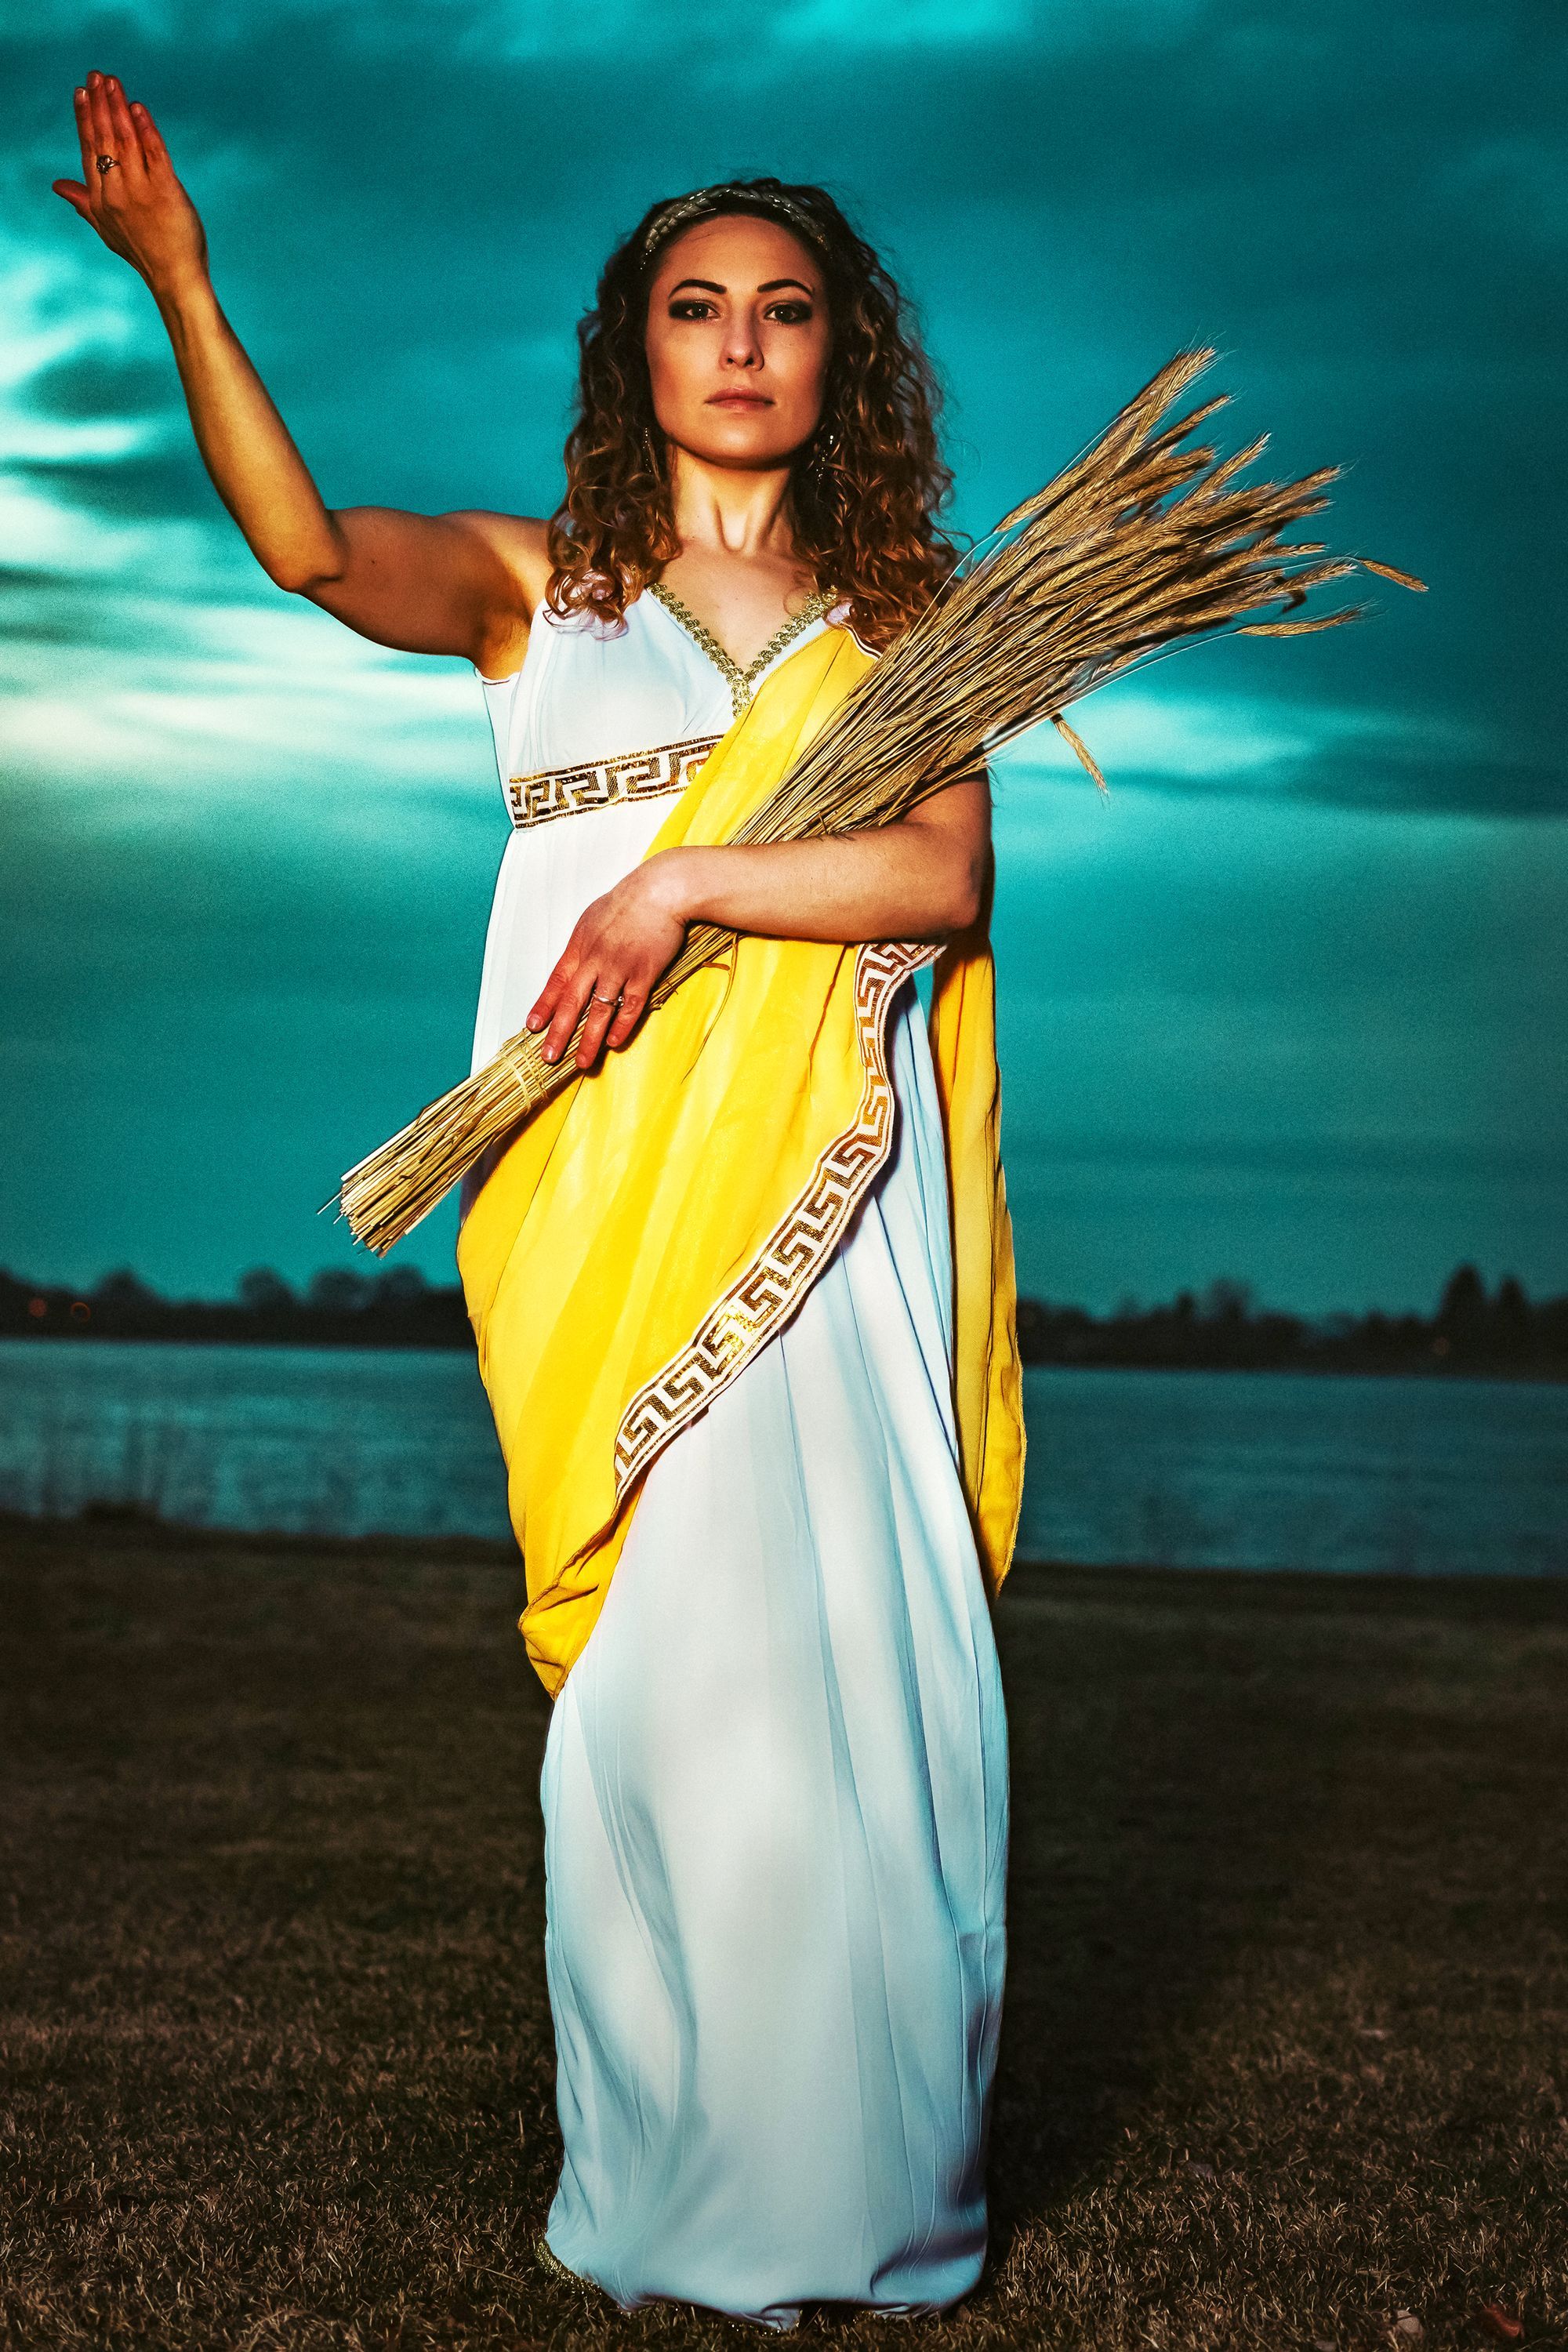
[
  {"left": 928, "top": 904, "right": 1027, "bottom": 1588},
  {"left": 456, "top": 624, "right": 1024, "bottom": 1696}
]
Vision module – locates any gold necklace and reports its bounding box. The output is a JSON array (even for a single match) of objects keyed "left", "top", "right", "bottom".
[{"left": 646, "top": 580, "right": 837, "bottom": 719}]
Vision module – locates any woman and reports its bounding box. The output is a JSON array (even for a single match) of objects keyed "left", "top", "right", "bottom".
[{"left": 56, "top": 74, "right": 1023, "bottom": 2331}]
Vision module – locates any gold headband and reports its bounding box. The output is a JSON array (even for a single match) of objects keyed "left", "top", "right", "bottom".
[{"left": 640, "top": 184, "right": 825, "bottom": 264}]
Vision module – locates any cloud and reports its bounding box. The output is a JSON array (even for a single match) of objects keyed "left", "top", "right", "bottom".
[
  {"left": 983, "top": 768, "right": 1568, "bottom": 1303},
  {"left": 999, "top": 681, "right": 1562, "bottom": 819},
  {"left": 0, "top": 589, "right": 492, "bottom": 815},
  {"left": 7, "top": 443, "right": 220, "bottom": 520},
  {"left": 774, "top": 0, "right": 1032, "bottom": 48},
  {"left": 25, "top": 343, "right": 177, "bottom": 419},
  {"left": 1, "top": 0, "right": 1563, "bottom": 1301}
]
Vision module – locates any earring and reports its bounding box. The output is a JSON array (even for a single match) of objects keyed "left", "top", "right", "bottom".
[{"left": 810, "top": 424, "right": 840, "bottom": 482}]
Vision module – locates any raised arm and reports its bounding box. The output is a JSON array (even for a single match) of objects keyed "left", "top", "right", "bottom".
[{"left": 53, "top": 72, "right": 546, "bottom": 673}]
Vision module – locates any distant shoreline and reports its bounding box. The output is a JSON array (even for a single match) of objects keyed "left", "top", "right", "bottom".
[
  {"left": 2, "top": 1332, "right": 1565, "bottom": 1383},
  {"left": 5, "top": 1263, "right": 1565, "bottom": 1381}
]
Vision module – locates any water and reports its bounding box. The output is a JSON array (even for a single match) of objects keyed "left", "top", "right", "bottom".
[
  {"left": 1020, "top": 1366, "right": 1565, "bottom": 1577},
  {"left": 0, "top": 1340, "right": 1563, "bottom": 1577},
  {"left": 0, "top": 1341, "right": 510, "bottom": 1543}
]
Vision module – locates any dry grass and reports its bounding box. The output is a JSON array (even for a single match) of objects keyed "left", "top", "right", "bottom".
[{"left": 1, "top": 1509, "right": 1562, "bottom": 2350}]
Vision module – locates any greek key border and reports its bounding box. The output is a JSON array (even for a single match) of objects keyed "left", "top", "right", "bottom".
[
  {"left": 507, "top": 734, "right": 721, "bottom": 829},
  {"left": 612, "top": 938, "right": 935, "bottom": 1494}
]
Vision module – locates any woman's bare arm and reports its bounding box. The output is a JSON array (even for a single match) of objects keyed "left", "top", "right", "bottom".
[
  {"left": 53, "top": 72, "right": 544, "bottom": 673},
  {"left": 662, "top": 782, "right": 989, "bottom": 945},
  {"left": 527, "top": 775, "right": 991, "bottom": 1069}
]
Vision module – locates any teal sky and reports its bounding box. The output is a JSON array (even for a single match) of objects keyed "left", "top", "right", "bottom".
[{"left": 2, "top": 0, "right": 1563, "bottom": 1313}]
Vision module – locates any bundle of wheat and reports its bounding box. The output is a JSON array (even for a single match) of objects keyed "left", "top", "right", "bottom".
[{"left": 333, "top": 346, "right": 1421, "bottom": 1253}]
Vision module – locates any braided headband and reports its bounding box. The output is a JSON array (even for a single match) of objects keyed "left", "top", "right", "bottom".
[{"left": 640, "top": 183, "right": 825, "bottom": 264}]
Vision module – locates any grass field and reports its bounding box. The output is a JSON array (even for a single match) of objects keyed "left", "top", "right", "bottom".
[{"left": 2, "top": 1509, "right": 1563, "bottom": 2350}]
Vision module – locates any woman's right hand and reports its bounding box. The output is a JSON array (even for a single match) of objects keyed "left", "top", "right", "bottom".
[
  {"left": 53, "top": 71, "right": 208, "bottom": 301},
  {"left": 47, "top": 73, "right": 542, "bottom": 671}
]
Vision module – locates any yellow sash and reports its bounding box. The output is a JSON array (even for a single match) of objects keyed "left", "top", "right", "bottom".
[{"left": 456, "top": 623, "right": 1025, "bottom": 1695}]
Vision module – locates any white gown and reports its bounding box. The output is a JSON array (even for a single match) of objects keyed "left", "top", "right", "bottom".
[{"left": 462, "top": 590, "right": 1009, "bottom": 2331}]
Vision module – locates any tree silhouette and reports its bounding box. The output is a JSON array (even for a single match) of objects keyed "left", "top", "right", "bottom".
[
  {"left": 238, "top": 1268, "right": 295, "bottom": 1314},
  {"left": 91, "top": 1268, "right": 162, "bottom": 1312},
  {"left": 306, "top": 1269, "right": 372, "bottom": 1315},
  {"left": 1492, "top": 1273, "right": 1533, "bottom": 1362},
  {"left": 1436, "top": 1263, "right": 1488, "bottom": 1352}
]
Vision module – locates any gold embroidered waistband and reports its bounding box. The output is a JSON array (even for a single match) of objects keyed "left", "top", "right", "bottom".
[{"left": 507, "top": 735, "right": 722, "bottom": 829}]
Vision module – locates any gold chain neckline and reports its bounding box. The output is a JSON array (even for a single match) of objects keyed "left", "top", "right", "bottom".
[{"left": 645, "top": 580, "right": 837, "bottom": 718}]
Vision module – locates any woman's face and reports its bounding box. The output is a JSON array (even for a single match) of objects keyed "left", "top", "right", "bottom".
[{"left": 644, "top": 212, "right": 830, "bottom": 471}]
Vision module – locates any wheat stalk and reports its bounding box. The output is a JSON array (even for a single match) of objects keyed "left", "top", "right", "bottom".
[{"left": 332, "top": 346, "right": 1422, "bottom": 1252}]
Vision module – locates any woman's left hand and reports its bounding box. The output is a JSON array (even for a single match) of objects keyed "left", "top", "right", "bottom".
[{"left": 526, "top": 855, "right": 691, "bottom": 1069}]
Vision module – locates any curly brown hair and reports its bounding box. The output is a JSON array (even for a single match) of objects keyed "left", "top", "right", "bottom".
[{"left": 544, "top": 179, "right": 958, "bottom": 651}]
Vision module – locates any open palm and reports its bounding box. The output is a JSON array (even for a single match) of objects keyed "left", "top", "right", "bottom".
[{"left": 53, "top": 71, "right": 206, "bottom": 294}]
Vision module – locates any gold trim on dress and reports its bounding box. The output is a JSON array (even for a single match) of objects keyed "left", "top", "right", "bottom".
[
  {"left": 644, "top": 582, "right": 839, "bottom": 719},
  {"left": 506, "top": 735, "right": 722, "bottom": 830},
  {"left": 612, "top": 938, "right": 934, "bottom": 1490}
]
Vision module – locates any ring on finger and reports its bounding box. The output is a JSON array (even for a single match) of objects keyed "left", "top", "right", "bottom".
[
  {"left": 591, "top": 988, "right": 620, "bottom": 1007},
  {"left": 96, "top": 153, "right": 118, "bottom": 173}
]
